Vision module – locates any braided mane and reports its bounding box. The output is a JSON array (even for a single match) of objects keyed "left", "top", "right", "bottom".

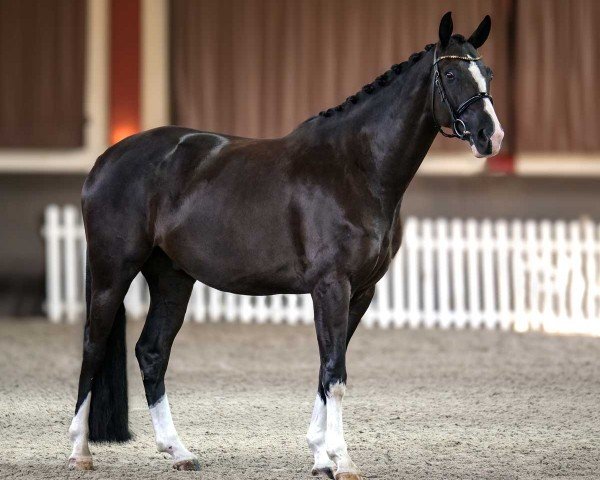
[{"left": 313, "top": 43, "right": 436, "bottom": 120}]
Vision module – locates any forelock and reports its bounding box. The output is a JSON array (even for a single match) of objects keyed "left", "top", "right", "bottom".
[{"left": 446, "top": 35, "right": 479, "bottom": 57}]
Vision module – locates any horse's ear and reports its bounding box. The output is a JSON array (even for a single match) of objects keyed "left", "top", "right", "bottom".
[
  {"left": 439, "top": 11, "right": 453, "bottom": 48},
  {"left": 468, "top": 15, "right": 491, "bottom": 49}
]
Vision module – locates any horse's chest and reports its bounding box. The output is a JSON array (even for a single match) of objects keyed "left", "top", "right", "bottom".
[
  {"left": 360, "top": 208, "right": 404, "bottom": 285},
  {"left": 348, "top": 227, "right": 394, "bottom": 289}
]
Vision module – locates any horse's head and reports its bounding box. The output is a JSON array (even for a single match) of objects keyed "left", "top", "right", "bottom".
[{"left": 431, "top": 12, "right": 504, "bottom": 158}]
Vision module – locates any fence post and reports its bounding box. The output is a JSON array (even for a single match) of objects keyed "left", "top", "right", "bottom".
[
  {"left": 377, "top": 272, "right": 392, "bottom": 328},
  {"left": 270, "top": 295, "right": 283, "bottom": 324},
  {"left": 481, "top": 219, "right": 496, "bottom": 329},
  {"left": 124, "top": 273, "right": 146, "bottom": 319},
  {"left": 79, "top": 230, "right": 87, "bottom": 318},
  {"left": 405, "top": 218, "right": 420, "bottom": 328},
  {"left": 63, "top": 206, "right": 79, "bottom": 323},
  {"left": 208, "top": 288, "right": 223, "bottom": 322},
  {"left": 466, "top": 219, "right": 480, "bottom": 328},
  {"left": 239, "top": 294, "right": 253, "bottom": 324},
  {"left": 496, "top": 220, "right": 511, "bottom": 330},
  {"left": 525, "top": 221, "right": 541, "bottom": 330},
  {"left": 451, "top": 219, "right": 466, "bottom": 329},
  {"left": 44, "top": 205, "right": 62, "bottom": 322},
  {"left": 539, "top": 221, "right": 555, "bottom": 332},
  {"left": 421, "top": 219, "right": 435, "bottom": 328},
  {"left": 596, "top": 224, "right": 600, "bottom": 323},
  {"left": 553, "top": 221, "right": 568, "bottom": 323},
  {"left": 392, "top": 242, "right": 406, "bottom": 328},
  {"left": 436, "top": 218, "right": 450, "bottom": 328},
  {"left": 223, "top": 293, "right": 238, "bottom": 322},
  {"left": 510, "top": 220, "right": 526, "bottom": 331},
  {"left": 301, "top": 294, "right": 313, "bottom": 325},
  {"left": 255, "top": 296, "right": 268, "bottom": 324},
  {"left": 285, "top": 294, "right": 300, "bottom": 325},
  {"left": 569, "top": 221, "right": 585, "bottom": 324},
  {"left": 189, "top": 282, "right": 205, "bottom": 322},
  {"left": 583, "top": 219, "right": 597, "bottom": 321}
]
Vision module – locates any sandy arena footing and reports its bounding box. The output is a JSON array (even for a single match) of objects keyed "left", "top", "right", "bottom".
[{"left": 1, "top": 319, "right": 599, "bottom": 479}]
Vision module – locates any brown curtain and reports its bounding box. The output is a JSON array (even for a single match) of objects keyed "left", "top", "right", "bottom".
[
  {"left": 515, "top": 0, "right": 600, "bottom": 153},
  {"left": 0, "top": 0, "right": 86, "bottom": 148},
  {"left": 170, "top": 0, "right": 512, "bottom": 153}
]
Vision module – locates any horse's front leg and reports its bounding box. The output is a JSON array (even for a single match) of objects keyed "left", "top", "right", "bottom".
[
  {"left": 310, "top": 275, "right": 362, "bottom": 480},
  {"left": 308, "top": 286, "right": 375, "bottom": 478}
]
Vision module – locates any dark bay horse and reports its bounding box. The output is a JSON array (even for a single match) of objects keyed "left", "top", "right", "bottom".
[{"left": 68, "top": 12, "right": 503, "bottom": 479}]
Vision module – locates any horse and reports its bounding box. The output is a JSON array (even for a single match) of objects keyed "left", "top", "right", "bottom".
[{"left": 68, "top": 12, "right": 503, "bottom": 479}]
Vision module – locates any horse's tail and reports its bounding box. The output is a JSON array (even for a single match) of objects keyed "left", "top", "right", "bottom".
[{"left": 86, "top": 258, "right": 132, "bottom": 442}]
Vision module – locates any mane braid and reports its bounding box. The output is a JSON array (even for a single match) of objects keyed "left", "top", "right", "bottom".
[{"left": 314, "top": 43, "right": 435, "bottom": 120}]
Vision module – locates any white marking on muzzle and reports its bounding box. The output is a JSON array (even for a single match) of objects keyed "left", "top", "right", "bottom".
[{"left": 468, "top": 63, "right": 504, "bottom": 157}]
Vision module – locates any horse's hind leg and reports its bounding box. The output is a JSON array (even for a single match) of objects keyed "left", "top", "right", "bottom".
[
  {"left": 135, "top": 248, "right": 198, "bottom": 471},
  {"left": 307, "top": 366, "right": 335, "bottom": 479},
  {"left": 68, "top": 246, "right": 149, "bottom": 470}
]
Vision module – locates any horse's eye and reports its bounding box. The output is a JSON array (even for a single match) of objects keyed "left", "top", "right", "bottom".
[{"left": 445, "top": 71, "right": 455, "bottom": 80}]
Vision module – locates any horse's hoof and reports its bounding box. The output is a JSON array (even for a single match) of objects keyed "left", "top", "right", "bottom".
[
  {"left": 334, "top": 473, "right": 362, "bottom": 480},
  {"left": 312, "top": 466, "right": 335, "bottom": 479},
  {"left": 67, "top": 456, "right": 94, "bottom": 470},
  {"left": 173, "top": 458, "right": 201, "bottom": 471}
]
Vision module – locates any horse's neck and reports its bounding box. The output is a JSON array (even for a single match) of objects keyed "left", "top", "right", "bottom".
[
  {"left": 301, "top": 54, "right": 437, "bottom": 217},
  {"left": 362, "top": 57, "right": 437, "bottom": 211}
]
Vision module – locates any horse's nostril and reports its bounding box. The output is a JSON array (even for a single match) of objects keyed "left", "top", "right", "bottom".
[{"left": 477, "top": 128, "right": 489, "bottom": 143}]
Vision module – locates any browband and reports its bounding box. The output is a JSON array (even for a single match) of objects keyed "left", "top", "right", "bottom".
[{"left": 433, "top": 54, "right": 482, "bottom": 65}]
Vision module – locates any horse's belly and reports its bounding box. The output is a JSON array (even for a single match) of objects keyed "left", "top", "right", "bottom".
[{"left": 160, "top": 215, "right": 309, "bottom": 296}]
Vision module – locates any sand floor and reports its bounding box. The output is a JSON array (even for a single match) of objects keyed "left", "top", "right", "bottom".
[{"left": 1, "top": 319, "right": 600, "bottom": 479}]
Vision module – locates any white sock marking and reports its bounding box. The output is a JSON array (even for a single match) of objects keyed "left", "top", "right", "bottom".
[
  {"left": 69, "top": 392, "right": 91, "bottom": 461},
  {"left": 307, "top": 394, "right": 335, "bottom": 472},
  {"left": 468, "top": 62, "right": 504, "bottom": 157},
  {"left": 325, "top": 382, "right": 359, "bottom": 475},
  {"left": 149, "top": 394, "right": 196, "bottom": 462}
]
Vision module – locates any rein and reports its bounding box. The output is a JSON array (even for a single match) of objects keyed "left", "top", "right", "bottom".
[{"left": 431, "top": 47, "right": 493, "bottom": 141}]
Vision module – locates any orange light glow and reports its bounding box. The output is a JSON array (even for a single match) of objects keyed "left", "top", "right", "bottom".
[
  {"left": 109, "top": 0, "right": 140, "bottom": 145},
  {"left": 110, "top": 125, "right": 139, "bottom": 145}
]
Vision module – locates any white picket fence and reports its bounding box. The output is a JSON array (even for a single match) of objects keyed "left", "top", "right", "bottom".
[{"left": 42, "top": 204, "right": 600, "bottom": 335}]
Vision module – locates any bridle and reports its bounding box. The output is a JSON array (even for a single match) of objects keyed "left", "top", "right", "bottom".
[{"left": 431, "top": 46, "right": 493, "bottom": 141}]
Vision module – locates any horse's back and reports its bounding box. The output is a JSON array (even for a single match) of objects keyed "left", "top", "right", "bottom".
[{"left": 84, "top": 127, "right": 236, "bottom": 196}]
